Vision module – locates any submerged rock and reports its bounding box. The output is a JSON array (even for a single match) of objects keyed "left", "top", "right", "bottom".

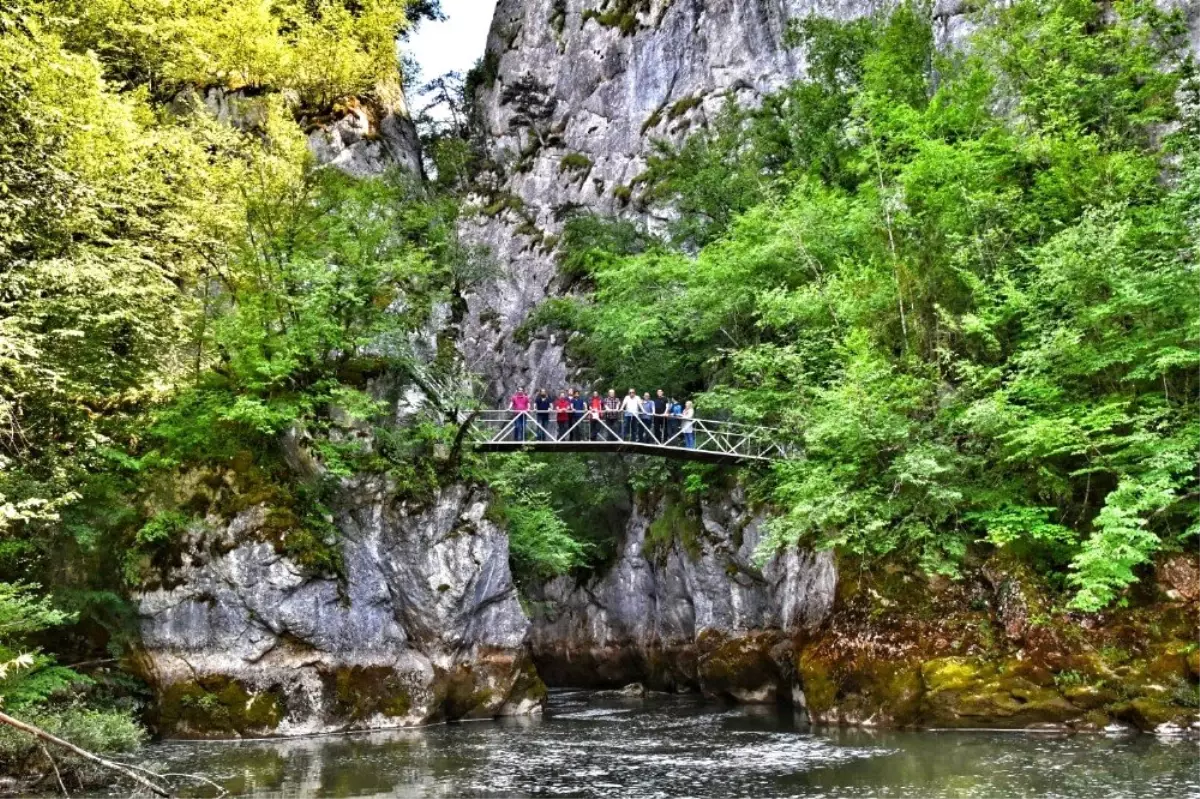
[{"left": 135, "top": 482, "right": 545, "bottom": 737}]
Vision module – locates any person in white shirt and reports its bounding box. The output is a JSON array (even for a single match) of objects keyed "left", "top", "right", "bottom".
[
  {"left": 681, "top": 401, "right": 696, "bottom": 449},
  {"left": 620, "top": 388, "right": 641, "bottom": 441}
]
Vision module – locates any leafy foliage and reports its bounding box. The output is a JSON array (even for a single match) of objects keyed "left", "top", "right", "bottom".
[
  {"left": 0, "top": 0, "right": 474, "bottom": 751},
  {"left": 521, "top": 0, "right": 1198, "bottom": 609},
  {"left": 481, "top": 454, "right": 593, "bottom": 583},
  {"left": 43, "top": 0, "right": 413, "bottom": 107}
]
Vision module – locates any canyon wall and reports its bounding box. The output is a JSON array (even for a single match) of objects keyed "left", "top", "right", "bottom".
[
  {"left": 528, "top": 487, "right": 837, "bottom": 702},
  {"left": 132, "top": 0, "right": 1200, "bottom": 737}
]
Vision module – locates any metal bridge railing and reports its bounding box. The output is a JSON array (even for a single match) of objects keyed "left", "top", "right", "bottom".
[{"left": 460, "top": 410, "right": 788, "bottom": 463}]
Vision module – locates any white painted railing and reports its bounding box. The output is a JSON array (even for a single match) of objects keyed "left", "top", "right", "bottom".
[{"left": 460, "top": 409, "right": 788, "bottom": 463}]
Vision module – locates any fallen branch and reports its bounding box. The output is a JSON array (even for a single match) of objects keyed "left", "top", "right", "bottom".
[
  {"left": 110, "top": 759, "right": 229, "bottom": 798},
  {"left": 39, "top": 743, "right": 67, "bottom": 797},
  {"left": 0, "top": 710, "right": 171, "bottom": 797}
]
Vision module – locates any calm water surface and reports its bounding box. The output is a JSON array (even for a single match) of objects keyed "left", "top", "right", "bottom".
[{"left": 86, "top": 690, "right": 1199, "bottom": 798}]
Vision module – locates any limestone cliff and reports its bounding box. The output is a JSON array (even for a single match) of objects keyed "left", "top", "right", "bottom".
[
  {"left": 528, "top": 487, "right": 837, "bottom": 702},
  {"left": 174, "top": 84, "right": 424, "bottom": 179},
  {"left": 458, "top": 0, "right": 975, "bottom": 397},
  {"left": 136, "top": 482, "right": 544, "bottom": 737}
]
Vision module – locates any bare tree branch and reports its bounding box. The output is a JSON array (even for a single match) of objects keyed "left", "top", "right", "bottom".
[
  {"left": 0, "top": 710, "right": 171, "bottom": 797},
  {"left": 39, "top": 742, "right": 68, "bottom": 797}
]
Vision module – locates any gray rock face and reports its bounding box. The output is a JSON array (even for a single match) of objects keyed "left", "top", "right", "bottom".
[
  {"left": 459, "top": 0, "right": 1199, "bottom": 400},
  {"left": 173, "top": 86, "right": 423, "bottom": 179},
  {"left": 306, "top": 99, "right": 425, "bottom": 179},
  {"left": 459, "top": 0, "right": 973, "bottom": 399},
  {"left": 461, "top": 0, "right": 801, "bottom": 397},
  {"left": 527, "top": 487, "right": 836, "bottom": 702},
  {"left": 136, "top": 483, "right": 544, "bottom": 737}
]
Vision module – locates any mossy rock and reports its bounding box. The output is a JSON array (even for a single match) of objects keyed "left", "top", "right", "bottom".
[
  {"left": 1145, "top": 650, "right": 1189, "bottom": 682},
  {"left": 795, "top": 646, "right": 924, "bottom": 726},
  {"left": 643, "top": 496, "right": 704, "bottom": 563},
  {"left": 502, "top": 655, "right": 549, "bottom": 711},
  {"left": 1112, "top": 697, "right": 1196, "bottom": 731},
  {"left": 432, "top": 664, "right": 499, "bottom": 720},
  {"left": 158, "top": 676, "right": 283, "bottom": 737},
  {"left": 1186, "top": 649, "right": 1200, "bottom": 680},
  {"left": 1061, "top": 683, "right": 1119, "bottom": 711},
  {"left": 321, "top": 665, "right": 415, "bottom": 723},
  {"left": 559, "top": 153, "right": 593, "bottom": 175},
  {"left": 643, "top": 644, "right": 699, "bottom": 692},
  {"left": 697, "top": 631, "right": 787, "bottom": 703},
  {"left": 920, "top": 657, "right": 1078, "bottom": 728}
]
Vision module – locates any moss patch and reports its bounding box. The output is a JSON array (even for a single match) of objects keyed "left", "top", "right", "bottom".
[
  {"left": 582, "top": 0, "right": 650, "bottom": 36},
  {"left": 482, "top": 192, "right": 525, "bottom": 218},
  {"left": 642, "top": 495, "right": 703, "bottom": 562},
  {"left": 157, "top": 676, "right": 283, "bottom": 737},
  {"left": 920, "top": 657, "right": 1077, "bottom": 728},
  {"left": 697, "top": 630, "right": 787, "bottom": 702},
  {"left": 433, "top": 664, "right": 498, "bottom": 720},
  {"left": 559, "top": 153, "right": 594, "bottom": 176},
  {"left": 796, "top": 645, "right": 924, "bottom": 726},
  {"left": 321, "top": 665, "right": 415, "bottom": 722},
  {"left": 667, "top": 94, "right": 702, "bottom": 120},
  {"left": 640, "top": 108, "right": 663, "bottom": 135}
]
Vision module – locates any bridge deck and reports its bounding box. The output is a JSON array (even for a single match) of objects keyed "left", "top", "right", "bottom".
[
  {"left": 472, "top": 439, "right": 770, "bottom": 464},
  {"left": 462, "top": 410, "right": 787, "bottom": 464}
]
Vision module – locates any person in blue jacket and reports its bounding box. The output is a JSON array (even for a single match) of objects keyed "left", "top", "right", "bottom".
[
  {"left": 667, "top": 397, "right": 683, "bottom": 443},
  {"left": 570, "top": 390, "right": 587, "bottom": 440},
  {"left": 640, "top": 392, "right": 655, "bottom": 443}
]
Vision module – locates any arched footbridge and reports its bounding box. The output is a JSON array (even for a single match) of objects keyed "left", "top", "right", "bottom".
[{"left": 461, "top": 410, "right": 789, "bottom": 464}]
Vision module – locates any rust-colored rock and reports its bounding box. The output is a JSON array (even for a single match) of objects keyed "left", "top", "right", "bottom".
[{"left": 1155, "top": 554, "right": 1200, "bottom": 603}]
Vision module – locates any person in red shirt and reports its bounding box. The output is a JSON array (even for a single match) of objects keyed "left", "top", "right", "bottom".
[
  {"left": 589, "top": 391, "right": 604, "bottom": 441},
  {"left": 508, "top": 387, "right": 530, "bottom": 441},
  {"left": 554, "top": 391, "right": 571, "bottom": 440}
]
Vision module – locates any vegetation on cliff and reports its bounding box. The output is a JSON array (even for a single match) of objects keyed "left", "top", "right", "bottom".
[
  {"left": 0, "top": 0, "right": 1196, "bottom": 777},
  {"left": 525, "top": 0, "right": 1198, "bottom": 612},
  {"left": 0, "top": 0, "right": 481, "bottom": 783}
]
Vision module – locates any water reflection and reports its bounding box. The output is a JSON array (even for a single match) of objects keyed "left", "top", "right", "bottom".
[{"left": 79, "top": 689, "right": 1199, "bottom": 798}]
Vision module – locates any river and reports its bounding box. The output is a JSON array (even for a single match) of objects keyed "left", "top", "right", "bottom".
[{"left": 81, "top": 690, "right": 1198, "bottom": 798}]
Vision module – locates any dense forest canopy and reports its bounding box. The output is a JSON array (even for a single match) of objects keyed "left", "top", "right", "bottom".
[
  {"left": 0, "top": 0, "right": 481, "bottom": 770},
  {"left": 0, "top": 0, "right": 1195, "bottom": 781}
]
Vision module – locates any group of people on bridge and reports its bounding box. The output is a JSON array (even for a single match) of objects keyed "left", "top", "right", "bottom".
[{"left": 508, "top": 387, "right": 697, "bottom": 448}]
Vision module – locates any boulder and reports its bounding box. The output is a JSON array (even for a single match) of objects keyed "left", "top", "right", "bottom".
[
  {"left": 920, "top": 657, "right": 1079, "bottom": 728},
  {"left": 527, "top": 487, "right": 836, "bottom": 699}
]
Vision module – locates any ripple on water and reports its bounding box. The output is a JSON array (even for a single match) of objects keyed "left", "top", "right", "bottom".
[{"left": 74, "top": 691, "right": 1200, "bottom": 799}]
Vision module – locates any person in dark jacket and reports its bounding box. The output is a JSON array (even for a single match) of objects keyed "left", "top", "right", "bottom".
[
  {"left": 667, "top": 397, "right": 683, "bottom": 443},
  {"left": 652, "top": 389, "right": 668, "bottom": 442},
  {"left": 533, "top": 389, "right": 552, "bottom": 441},
  {"left": 570, "top": 390, "right": 586, "bottom": 440}
]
